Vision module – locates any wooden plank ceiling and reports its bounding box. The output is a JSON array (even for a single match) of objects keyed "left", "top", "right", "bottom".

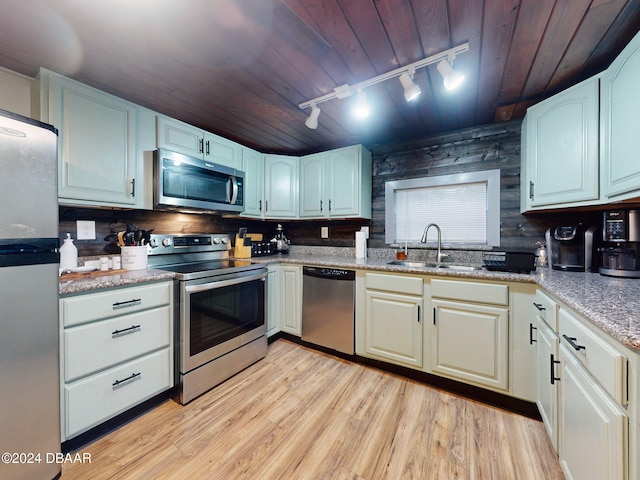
[{"left": 0, "top": 0, "right": 639, "bottom": 155}]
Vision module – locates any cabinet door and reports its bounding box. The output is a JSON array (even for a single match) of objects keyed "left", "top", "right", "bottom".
[
  {"left": 264, "top": 155, "right": 299, "bottom": 218},
  {"left": 431, "top": 299, "right": 509, "bottom": 391},
  {"left": 203, "top": 132, "right": 241, "bottom": 170},
  {"left": 279, "top": 265, "right": 301, "bottom": 336},
  {"left": 365, "top": 290, "right": 422, "bottom": 368},
  {"left": 536, "top": 316, "right": 559, "bottom": 451},
  {"left": 241, "top": 147, "right": 264, "bottom": 217},
  {"left": 299, "top": 153, "right": 325, "bottom": 218},
  {"left": 601, "top": 31, "right": 640, "bottom": 199},
  {"left": 524, "top": 77, "right": 599, "bottom": 208},
  {"left": 558, "top": 344, "right": 628, "bottom": 480},
  {"left": 46, "top": 72, "right": 137, "bottom": 205},
  {"left": 326, "top": 146, "right": 362, "bottom": 217},
  {"left": 156, "top": 115, "right": 203, "bottom": 158},
  {"left": 266, "top": 265, "right": 280, "bottom": 337}
]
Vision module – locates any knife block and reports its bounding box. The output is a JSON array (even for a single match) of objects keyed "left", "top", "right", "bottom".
[{"left": 234, "top": 234, "right": 252, "bottom": 258}]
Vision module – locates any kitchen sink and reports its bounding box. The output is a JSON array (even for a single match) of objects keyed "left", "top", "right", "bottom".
[
  {"left": 387, "top": 260, "right": 483, "bottom": 271},
  {"left": 387, "top": 260, "right": 437, "bottom": 268}
]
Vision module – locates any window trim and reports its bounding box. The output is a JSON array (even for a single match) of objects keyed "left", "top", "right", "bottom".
[{"left": 384, "top": 169, "right": 501, "bottom": 246}]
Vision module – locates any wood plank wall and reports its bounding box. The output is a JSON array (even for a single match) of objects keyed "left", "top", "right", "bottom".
[{"left": 61, "top": 119, "right": 603, "bottom": 256}]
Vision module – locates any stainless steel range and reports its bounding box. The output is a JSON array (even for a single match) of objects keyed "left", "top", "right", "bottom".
[{"left": 147, "top": 233, "right": 267, "bottom": 404}]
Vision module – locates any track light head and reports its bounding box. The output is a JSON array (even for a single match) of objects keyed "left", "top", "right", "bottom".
[
  {"left": 437, "top": 58, "right": 465, "bottom": 90},
  {"left": 399, "top": 72, "right": 421, "bottom": 102},
  {"left": 305, "top": 104, "right": 321, "bottom": 129}
]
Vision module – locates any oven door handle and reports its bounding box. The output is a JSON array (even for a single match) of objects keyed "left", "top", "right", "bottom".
[{"left": 184, "top": 270, "right": 267, "bottom": 294}]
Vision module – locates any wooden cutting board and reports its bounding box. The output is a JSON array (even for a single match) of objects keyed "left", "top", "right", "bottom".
[{"left": 59, "top": 269, "right": 128, "bottom": 280}]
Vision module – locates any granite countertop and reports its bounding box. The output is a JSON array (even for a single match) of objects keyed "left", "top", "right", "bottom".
[{"left": 59, "top": 268, "right": 175, "bottom": 296}]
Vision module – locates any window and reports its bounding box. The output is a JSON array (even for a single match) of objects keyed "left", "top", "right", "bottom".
[{"left": 385, "top": 170, "right": 500, "bottom": 246}]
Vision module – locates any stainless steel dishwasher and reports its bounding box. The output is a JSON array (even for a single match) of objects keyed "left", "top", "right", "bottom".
[{"left": 302, "top": 266, "right": 355, "bottom": 354}]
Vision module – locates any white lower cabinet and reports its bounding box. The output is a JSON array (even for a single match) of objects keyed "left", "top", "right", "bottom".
[
  {"left": 558, "top": 343, "right": 628, "bottom": 480},
  {"left": 431, "top": 298, "right": 509, "bottom": 391},
  {"left": 534, "top": 314, "right": 560, "bottom": 450},
  {"left": 531, "top": 289, "right": 633, "bottom": 480},
  {"left": 428, "top": 279, "right": 509, "bottom": 392},
  {"left": 59, "top": 281, "right": 173, "bottom": 440},
  {"left": 266, "top": 264, "right": 301, "bottom": 337},
  {"left": 362, "top": 272, "right": 423, "bottom": 368}
]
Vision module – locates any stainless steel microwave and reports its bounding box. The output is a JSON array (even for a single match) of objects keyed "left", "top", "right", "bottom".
[{"left": 153, "top": 149, "right": 244, "bottom": 213}]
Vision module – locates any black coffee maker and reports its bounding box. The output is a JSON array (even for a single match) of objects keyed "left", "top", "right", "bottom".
[
  {"left": 546, "top": 224, "right": 599, "bottom": 272},
  {"left": 599, "top": 209, "right": 640, "bottom": 278}
]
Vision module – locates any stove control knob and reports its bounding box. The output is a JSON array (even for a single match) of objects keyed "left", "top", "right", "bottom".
[
  {"left": 148, "top": 238, "right": 158, "bottom": 248},
  {"left": 221, "top": 237, "right": 228, "bottom": 244},
  {"left": 212, "top": 237, "right": 221, "bottom": 244},
  {"left": 162, "top": 237, "right": 172, "bottom": 247}
]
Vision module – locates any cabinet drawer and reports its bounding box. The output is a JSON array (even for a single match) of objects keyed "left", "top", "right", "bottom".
[
  {"left": 365, "top": 272, "right": 423, "bottom": 295},
  {"left": 533, "top": 289, "right": 558, "bottom": 331},
  {"left": 64, "top": 306, "right": 171, "bottom": 382},
  {"left": 558, "top": 307, "right": 628, "bottom": 404},
  {"left": 431, "top": 279, "right": 508, "bottom": 306},
  {"left": 61, "top": 282, "right": 171, "bottom": 327},
  {"left": 65, "top": 348, "right": 171, "bottom": 438}
]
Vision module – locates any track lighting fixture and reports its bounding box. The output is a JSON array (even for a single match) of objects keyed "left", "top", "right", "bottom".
[
  {"left": 437, "top": 57, "right": 465, "bottom": 91},
  {"left": 399, "top": 71, "right": 421, "bottom": 101},
  {"left": 298, "top": 42, "right": 469, "bottom": 129},
  {"left": 305, "top": 104, "right": 320, "bottom": 129}
]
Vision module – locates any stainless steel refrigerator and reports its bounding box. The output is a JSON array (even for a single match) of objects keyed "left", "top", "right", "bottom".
[{"left": 0, "top": 109, "right": 61, "bottom": 480}]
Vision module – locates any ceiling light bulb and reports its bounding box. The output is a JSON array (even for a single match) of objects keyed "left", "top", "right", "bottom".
[
  {"left": 437, "top": 58, "right": 465, "bottom": 90},
  {"left": 399, "top": 72, "right": 421, "bottom": 101},
  {"left": 305, "top": 105, "right": 321, "bottom": 129},
  {"left": 353, "top": 90, "right": 370, "bottom": 118}
]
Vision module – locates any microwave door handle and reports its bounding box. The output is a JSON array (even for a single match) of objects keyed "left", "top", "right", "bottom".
[{"left": 228, "top": 176, "right": 239, "bottom": 205}]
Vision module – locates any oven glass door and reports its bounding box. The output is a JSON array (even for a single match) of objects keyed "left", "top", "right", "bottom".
[{"left": 182, "top": 270, "right": 266, "bottom": 372}]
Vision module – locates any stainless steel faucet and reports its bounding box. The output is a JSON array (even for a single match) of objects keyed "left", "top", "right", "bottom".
[{"left": 420, "top": 223, "right": 449, "bottom": 263}]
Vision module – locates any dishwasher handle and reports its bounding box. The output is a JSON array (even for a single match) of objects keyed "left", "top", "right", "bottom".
[{"left": 303, "top": 266, "right": 355, "bottom": 281}]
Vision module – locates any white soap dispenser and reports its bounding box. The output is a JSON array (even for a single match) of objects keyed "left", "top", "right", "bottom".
[{"left": 59, "top": 233, "right": 78, "bottom": 270}]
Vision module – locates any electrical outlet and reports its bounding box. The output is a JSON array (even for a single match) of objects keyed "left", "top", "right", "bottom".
[
  {"left": 77, "top": 220, "right": 96, "bottom": 240},
  {"left": 321, "top": 226, "right": 329, "bottom": 239}
]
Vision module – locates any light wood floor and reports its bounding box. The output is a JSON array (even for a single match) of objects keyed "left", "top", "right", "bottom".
[{"left": 62, "top": 339, "right": 564, "bottom": 480}]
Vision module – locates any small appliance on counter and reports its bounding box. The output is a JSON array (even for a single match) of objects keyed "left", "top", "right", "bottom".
[
  {"left": 483, "top": 251, "right": 537, "bottom": 273},
  {"left": 271, "top": 224, "right": 290, "bottom": 254},
  {"left": 599, "top": 209, "right": 640, "bottom": 278},
  {"left": 545, "top": 224, "right": 599, "bottom": 272}
]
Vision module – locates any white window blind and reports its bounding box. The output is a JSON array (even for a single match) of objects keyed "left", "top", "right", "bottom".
[
  {"left": 395, "top": 182, "right": 487, "bottom": 243},
  {"left": 385, "top": 170, "right": 501, "bottom": 246}
]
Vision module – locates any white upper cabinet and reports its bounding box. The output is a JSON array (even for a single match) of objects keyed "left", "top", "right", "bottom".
[
  {"left": 299, "top": 153, "right": 325, "bottom": 217},
  {"left": 156, "top": 115, "right": 241, "bottom": 170},
  {"left": 39, "top": 69, "right": 139, "bottom": 207},
  {"left": 241, "top": 146, "right": 264, "bottom": 218},
  {"left": 522, "top": 76, "right": 600, "bottom": 211},
  {"left": 264, "top": 155, "right": 299, "bottom": 218},
  {"left": 601, "top": 30, "right": 640, "bottom": 200},
  {"left": 299, "top": 145, "right": 372, "bottom": 219}
]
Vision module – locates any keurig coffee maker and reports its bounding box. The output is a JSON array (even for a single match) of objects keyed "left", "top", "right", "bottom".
[
  {"left": 546, "top": 224, "right": 599, "bottom": 272},
  {"left": 599, "top": 209, "right": 640, "bottom": 278}
]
